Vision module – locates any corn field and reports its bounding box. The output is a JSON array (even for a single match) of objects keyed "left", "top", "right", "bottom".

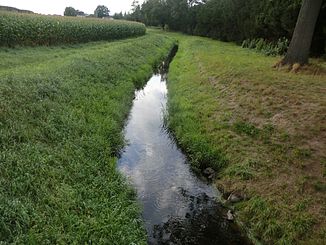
[{"left": 0, "top": 11, "right": 146, "bottom": 46}]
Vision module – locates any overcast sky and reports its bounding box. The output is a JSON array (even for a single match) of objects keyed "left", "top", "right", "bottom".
[{"left": 0, "top": 0, "right": 144, "bottom": 15}]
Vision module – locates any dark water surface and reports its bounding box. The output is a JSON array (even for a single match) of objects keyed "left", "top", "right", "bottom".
[{"left": 118, "top": 71, "right": 250, "bottom": 244}]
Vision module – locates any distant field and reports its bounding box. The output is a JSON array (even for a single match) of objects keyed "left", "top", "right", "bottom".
[
  {"left": 0, "top": 33, "right": 175, "bottom": 243},
  {"left": 0, "top": 5, "right": 33, "bottom": 14},
  {"left": 0, "top": 11, "right": 146, "bottom": 46}
]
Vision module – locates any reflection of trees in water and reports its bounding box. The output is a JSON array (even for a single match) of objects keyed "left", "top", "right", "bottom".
[
  {"left": 150, "top": 190, "right": 250, "bottom": 245},
  {"left": 156, "top": 45, "right": 179, "bottom": 80}
]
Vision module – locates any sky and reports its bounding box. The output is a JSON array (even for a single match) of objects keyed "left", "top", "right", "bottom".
[{"left": 0, "top": 0, "right": 144, "bottom": 15}]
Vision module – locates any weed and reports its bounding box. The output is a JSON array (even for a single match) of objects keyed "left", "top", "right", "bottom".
[
  {"left": 242, "top": 37, "right": 289, "bottom": 56},
  {"left": 233, "top": 121, "right": 260, "bottom": 138},
  {"left": 224, "top": 160, "right": 255, "bottom": 180},
  {"left": 313, "top": 181, "right": 326, "bottom": 192},
  {"left": 295, "top": 199, "right": 309, "bottom": 211}
]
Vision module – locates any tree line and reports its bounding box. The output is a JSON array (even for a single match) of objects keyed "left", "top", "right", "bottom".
[
  {"left": 64, "top": 5, "right": 110, "bottom": 18},
  {"left": 125, "top": 0, "right": 325, "bottom": 57}
]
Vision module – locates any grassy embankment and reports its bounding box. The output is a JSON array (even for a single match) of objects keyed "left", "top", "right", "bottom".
[
  {"left": 166, "top": 31, "right": 326, "bottom": 244},
  {"left": 0, "top": 33, "right": 175, "bottom": 243}
]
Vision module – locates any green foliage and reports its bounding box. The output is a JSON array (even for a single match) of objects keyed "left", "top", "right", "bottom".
[
  {"left": 0, "top": 11, "right": 146, "bottom": 47},
  {"left": 241, "top": 197, "right": 315, "bottom": 244},
  {"left": 313, "top": 181, "right": 326, "bottom": 192},
  {"left": 242, "top": 37, "right": 289, "bottom": 56},
  {"left": 132, "top": 0, "right": 325, "bottom": 56},
  {"left": 94, "top": 5, "right": 110, "bottom": 18},
  {"left": 113, "top": 12, "right": 124, "bottom": 20},
  {"left": 233, "top": 121, "right": 260, "bottom": 138},
  {"left": 224, "top": 160, "right": 256, "bottom": 180},
  {"left": 64, "top": 6, "right": 77, "bottom": 16},
  {"left": 0, "top": 32, "right": 175, "bottom": 243},
  {"left": 167, "top": 87, "right": 228, "bottom": 172}
]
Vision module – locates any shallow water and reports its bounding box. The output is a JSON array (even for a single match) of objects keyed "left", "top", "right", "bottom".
[{"left": 118, "top": 72, "right": 249, "bottom": 244}]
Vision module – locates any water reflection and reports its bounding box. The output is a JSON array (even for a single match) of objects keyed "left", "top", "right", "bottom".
[{"left": 118, "top": 74, "right": 249, "bottom": 244}]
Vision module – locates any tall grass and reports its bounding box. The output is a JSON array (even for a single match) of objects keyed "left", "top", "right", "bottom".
[
  {"left": 0, "top": 33, "right": 175, "bottom": 243},
  {"left": 0, "top": 11, "right": 146, "bottom": 46},
  {"left": 241, "top": 37, "right": 289, "bottom": 56}
]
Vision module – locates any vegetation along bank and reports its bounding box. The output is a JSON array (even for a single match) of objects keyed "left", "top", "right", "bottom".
[
  {"left": 0, "top": 32, "right": 175, "bottom": 243},
  {"left": 125, "top": 0, "right": 325, "bottom": 57},
  {"left": 165, "top": 31, "right": 325, "bottom": 244}
]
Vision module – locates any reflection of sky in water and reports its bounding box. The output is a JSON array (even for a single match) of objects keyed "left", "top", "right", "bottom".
[{"left": 118, "top": 74, "right": 217, "bottom": 236}]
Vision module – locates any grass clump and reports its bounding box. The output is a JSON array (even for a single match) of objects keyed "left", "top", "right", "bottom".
[
  {"left": 224, "top": 159, "right": 256, "bottom": 180},
  {"left": 164, "top": 30, "right": 326, "bottom": 244},
  {"left": 233, "top": 121, "right": 260, "bottom": 138},
  {"left": 0, "top": 11, "right": 146, "bottom": 47},
  {"left": 241, "top": 37, "right": 289, "bottom": 56},
  {"left": 313, "top": 181, "right": 326, "bottom": 193},
  {"left": 0, "top": 32, "right": 175, "bottom": 243},
  {"left": 239, "top": 197, "right": 315, "bottom": 244}
]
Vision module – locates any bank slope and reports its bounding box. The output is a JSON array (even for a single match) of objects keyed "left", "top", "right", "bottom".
[
  {"left": 0, "top": 33, "right": 175, "bottom": 244},
  {"left": 167, "top": 33, "right": 325, "bottom": 244}
]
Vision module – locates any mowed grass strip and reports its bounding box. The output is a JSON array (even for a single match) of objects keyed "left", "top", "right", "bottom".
[
  {"left": 0, "top": 11, "right": 146, "bottom": 47},
  {"left": 0, "top": 33, "right": 175, "bottom": 244},
  {"left": 166, "top": 32, "right": 326, "bottom": 244}
]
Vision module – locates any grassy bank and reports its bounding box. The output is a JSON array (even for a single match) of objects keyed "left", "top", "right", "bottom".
[
  {"left": 0, "top": 33, "right": 175, "bottom": 243},
  {"left": 166, "top": 31, "right": 326, "bottom": 244}
]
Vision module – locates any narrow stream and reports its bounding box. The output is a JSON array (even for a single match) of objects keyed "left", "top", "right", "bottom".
[{"left": 118, "top": 59, "right": 250, "bottom": 244}]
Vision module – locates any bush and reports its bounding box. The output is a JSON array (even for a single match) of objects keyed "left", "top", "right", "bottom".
[{"left": 0, "top": 11, "right": 146, "bottom": 47}]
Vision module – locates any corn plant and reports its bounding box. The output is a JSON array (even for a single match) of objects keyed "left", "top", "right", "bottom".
[{"left": 0, "top": 11, "right": 146, "bottom": 46}]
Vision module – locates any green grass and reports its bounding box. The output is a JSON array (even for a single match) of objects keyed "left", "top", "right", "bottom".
[
  {"left": 164, "top": 31, "right": 326, "bottom": 244},
  {"left": 0, "top": 32, "right": 175, "bottom": 243},
  {"left": 0, "top": 11, "right": 146, "bottom": 47}
]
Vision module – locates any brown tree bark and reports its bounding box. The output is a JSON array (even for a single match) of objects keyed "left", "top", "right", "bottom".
[{"left": 281, "top": 0, "right": 323, "bottom": 65}]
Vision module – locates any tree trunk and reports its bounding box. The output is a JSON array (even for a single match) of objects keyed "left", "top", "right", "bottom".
[{"left": 281, "top": 0, "right": 323, "bottom": 65}]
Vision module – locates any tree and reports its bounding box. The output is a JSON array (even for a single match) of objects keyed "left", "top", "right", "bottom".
[
  {"left": 281, "top": 0, "right": 323, "bottom": 65},
  {"left": 64, "top": 7, "right": 77, "bottom": 16},
  {"left": 134, "top": 0, "right": 325, "bottom": 57},
  {"left": 113, "top": 12, "right": 124, "bottom": 20},
  {"left": 94, "top": 5, "right": 110, "bottom": 18},
  {"left": 131, "top": 0, "right": 140, "bottom": 12}
]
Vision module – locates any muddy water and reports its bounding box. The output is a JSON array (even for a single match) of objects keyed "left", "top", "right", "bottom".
[{"left": 118, "top": 67, "right": 250, "bottom": 244}]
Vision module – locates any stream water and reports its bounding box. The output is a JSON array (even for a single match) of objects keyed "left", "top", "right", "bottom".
[{"left": 118, "top": 60, "right": 250, "bottom": 244}]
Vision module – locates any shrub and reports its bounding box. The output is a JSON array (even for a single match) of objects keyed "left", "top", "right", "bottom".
[{"left": 0, "top": 11, "right": 146, "bottom": 47}]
